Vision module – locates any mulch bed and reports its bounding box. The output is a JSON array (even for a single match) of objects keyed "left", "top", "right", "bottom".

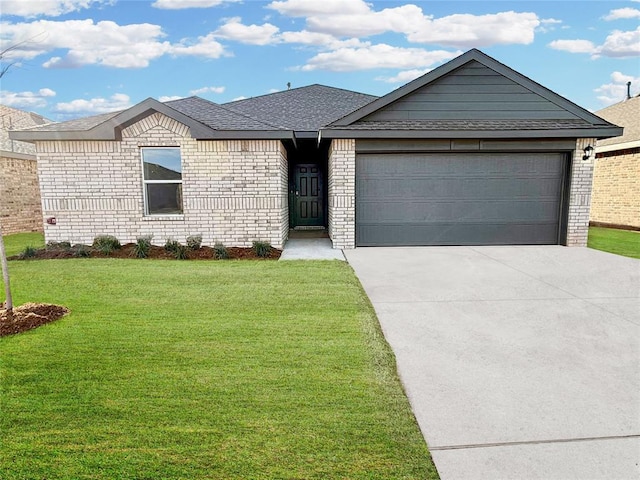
[
  {"left": 11, "top": 244, "right": 282, "bottom": 261},
  {"left": 1, "top": 303, "right": 70, "bottom": 337}
]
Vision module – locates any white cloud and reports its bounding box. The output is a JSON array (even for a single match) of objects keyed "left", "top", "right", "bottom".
[
  {"left": 595, "top": 71, "right": 640, "bottom": 106},
  {"left": 0, "top": 19, "right": 228, "bottom": 68},
  {"left": 0, "top": 88, "right": 57, "bottom": 109},
  {"left": 305, "top": 4, "right": 427, "bottom": 38},
  {"left": 230, "top": 96, "right": 247, "bottom": 101},
  {"left": 168, "top": 33, "right": 227, "bottom": 58},
  {"left": 209, "top": 18, "right": 370, "bottom": 50},
  {"left": 299, "top": 44, "right": 460, "bottom": 72},
  {"left": 537, "top": 17, "right": 562, "bottom": 34},
  {"left": 53, "top": 93, "right": 132, "bottom": 114},
  {"left": 159, "top": 96, "right": 184, "bottom": 102},
  {"left": 0, "top": 0, "right": 106, "bottom": 18},
  {"left": 549, "top": 27, "right": 640, "bottom": 58},
  {"left": 603, "top": 8, "right": 640, "bottom": 21},
  {"left": 375, "top": 68, "right": 431, "bottom": 84},
  {"left": 190, "top": 86, "right": 225, "bottom": 95},
  {"left": 598, "top": 27, "right": 640, "bottom": 58},
  {"left": 213, "top": 17, "right": 280, "bottom": 45},
  {"left": 548, "top": 39, "right": 596, "bottom": 54},
  {"left": 268, "top": 0, "right": 370, "bottom": 17},
  {"left": 278, "top": 30, "right": 366, "bottom": 49},
  {"left": 407, "top": 11, "right": 540, "bottom": 47},
  {"left": 269, "top": 1, "right": 541, "bottom": 48},
  {"left": 152, "top": 0, "right": 238, "bottom": 9}
]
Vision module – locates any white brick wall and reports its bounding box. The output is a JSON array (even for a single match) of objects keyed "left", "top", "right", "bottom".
[
  {"left": 36, "top": 112, "right": 289, "bottom": 248},
  {"left": 567, "top": 137, "right": 597, "bottom": 246},
  {"left": 328, "top": 139, "right": 356, "bottom": 249}
]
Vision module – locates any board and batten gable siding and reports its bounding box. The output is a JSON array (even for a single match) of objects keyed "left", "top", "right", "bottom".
[
  {"left": 36, "top": 112, "right": 289, "bottom": 248},
  {"left": 362, "top": 61, "right": 579, "bottom": 122}
]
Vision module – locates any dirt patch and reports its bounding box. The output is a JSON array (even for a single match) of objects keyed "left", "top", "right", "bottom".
[
  {"left": 11, "top": 244, "right": 281, "bottom": 261},
  {"left": 1, "top": 303, "right": 70, "bottom": 337}
]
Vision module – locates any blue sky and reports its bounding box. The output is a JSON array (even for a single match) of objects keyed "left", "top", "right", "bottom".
[{"left": 1, "top": 0, "right": 639, "bottom": 121}]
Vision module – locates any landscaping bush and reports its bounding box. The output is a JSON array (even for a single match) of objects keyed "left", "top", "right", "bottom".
[
  {"left": 164, "top": 239, "right": 180, "bottom": 253},
  {"left": 92, "top": 235, "right": 121, "bottom": 255},
  {"left": 186, "top": 235, "right": 202, "bottom": 250},
  {"left": 19, "top": 246, "right": 38, "bottom": 259},
  {"left": 46, "top": 241, "right": 71, "bottom": 251},
  {"left": 133, "top": 235, "right": 153, "bottom": 259},
  {"left": 252, "top": 241, "right": 272, "bottom": 258},
  {"left": 213, "top": 242, "right": 229, "bottom": 260},
  {"left": 72, "top": 244, "right": 91, "bottom": 258},
  {"left": 173, "top": 243, "right": 189, "bottom": 260}
]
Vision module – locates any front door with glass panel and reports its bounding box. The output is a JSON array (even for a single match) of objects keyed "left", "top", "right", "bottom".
[{"left": 292, "top": 164, "right": 324, "bottom": 227}]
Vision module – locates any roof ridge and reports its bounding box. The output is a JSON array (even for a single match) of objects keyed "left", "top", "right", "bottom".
[{"left": 223, "top": 83, "right": 376, "bottom": 106}]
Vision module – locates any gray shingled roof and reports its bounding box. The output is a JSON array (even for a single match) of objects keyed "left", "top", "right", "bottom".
[
  {"left": 165, "top": 96, "right": 282, "bottom": 131},
  {"left": 12, "top": 111, "right": 121, "bottom": 132},
  {"left": 326, "top": 119, "right": 598, "bottom": 131},
  {"left": 223, "top": 84, "right": 378, "bottom": 131}
]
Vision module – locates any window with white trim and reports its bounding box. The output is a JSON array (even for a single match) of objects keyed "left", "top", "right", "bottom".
[{"left": 141, "top": 148, "right": 183, "bottom": 215}]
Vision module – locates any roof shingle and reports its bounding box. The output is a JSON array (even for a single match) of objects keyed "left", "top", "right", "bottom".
[
  {"left": 223, "top": 84, "right": 378, "bottom": 131},
  {"left": 165, "top": 96, "right": 281, "bottom": 131}
]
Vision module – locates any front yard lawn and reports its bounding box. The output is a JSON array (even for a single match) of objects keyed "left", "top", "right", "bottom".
[
  {"left": 2, "top": 231, "right": 44, "bottom": 257},
  {"left": 588, "top": 226, "right": 640, "bottom": 259},
  {"left": 0, "top": 258, "right": 437, "bottom": 479}
]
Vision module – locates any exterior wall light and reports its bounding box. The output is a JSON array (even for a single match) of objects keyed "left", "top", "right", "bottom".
[{"left": 582, "top": 145, "right": 594, "bottom": 161}]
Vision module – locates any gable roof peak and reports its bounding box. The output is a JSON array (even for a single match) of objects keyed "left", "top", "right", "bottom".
[{"left": 330, "top": 48, "right": 618, "bottom": 130}]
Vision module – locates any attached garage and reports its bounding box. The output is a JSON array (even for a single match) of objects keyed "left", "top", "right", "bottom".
[
  {"left": 324, "top": 49, "right": 622, "bottom": 248},
  {"left": 356, "top": 151, "right": 568, "bottom": 246}
]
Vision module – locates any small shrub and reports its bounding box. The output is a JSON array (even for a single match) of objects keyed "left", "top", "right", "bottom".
[
  {"left": 186, "top": 235, "right": 202, "bottom": 250},
  {"left": 19, "top": 246, "right": 38, "bottom": 259},
  {"left": 213, "top": 242, "right": 229, "bottom": 260},
  {"left": 93, "top": 235, "right": 121, "bottom": 255},
  {"left": 173, "top": 243, "right": 189, "bottom": 260},
  {"left": 72, "top": 244, "right": 91, "bottom": 258},
  {"left": 252, "top": 241, "right": 272, "bottom": 258},
  {"left": 164, "top": 239, "right": 180, "bottom": 253},
  {"left": 133, "top": 235, "right": 153, "bottom": 259},
  {"left": 47, "top": 241, "right": 71, "bottom": 251}
]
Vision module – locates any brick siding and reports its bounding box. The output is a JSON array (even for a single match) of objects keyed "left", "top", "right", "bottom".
[
  {"left": 566, "top": 137, "right": 597, "bottom": 246},
  {"left": 590, "top": 149, "right": 640, "bottom": 229},
  {"left": 36, "top": 112, "right": 289, "bottom": 248},
  {"left": 0, "top": 154, "right": 43, "bottom": 234},
  {"left": 328, "top": 139, "right": 356, "bottom": 249}
]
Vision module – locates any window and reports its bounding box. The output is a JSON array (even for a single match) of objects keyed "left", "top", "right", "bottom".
[{"left": 141, "top": 148, "right": 183, "bottom": 215}]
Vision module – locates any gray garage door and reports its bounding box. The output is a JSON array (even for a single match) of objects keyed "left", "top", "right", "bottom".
[{"left": 356, "top": 152, "right": 567, "bottom": 246}]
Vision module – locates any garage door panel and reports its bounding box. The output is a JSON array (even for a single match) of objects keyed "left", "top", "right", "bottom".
[
  {"left": 357, "top": 222, "right": 560, "bottom": 246},
  {"left": 356, "top": 152, "right": 566, "bottom": 246},
  {"left": 359, "top": 200, "right": 560, "bottom": 223},
  {"left": 359, "top": 176, "right": 561, "bottom": 200}
]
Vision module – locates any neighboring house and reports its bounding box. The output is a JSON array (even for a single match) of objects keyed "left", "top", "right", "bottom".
[
  {"left": 10, "top": 49, "right": 621, "bottom": 249},
  {"left": 0, "top": 105, "right": 49, "bottom": 234},
  {"left": 591, "top": 95, "right": 640, "bottom": 229}
]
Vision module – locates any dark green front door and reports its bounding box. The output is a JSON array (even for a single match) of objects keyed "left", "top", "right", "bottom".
[{"left": 292, "top": 164, "right": 324, "bottom": 227}]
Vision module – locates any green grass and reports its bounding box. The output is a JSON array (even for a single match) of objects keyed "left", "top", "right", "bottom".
[
  {"left": 0, "top": 258, "right": 437, "bottom": 479},
  {"left": 588, "top": 227, "right": 640, "bottom": 259},
  {"left": 2, "top": 232, "right": 45, "bottom": 257}
]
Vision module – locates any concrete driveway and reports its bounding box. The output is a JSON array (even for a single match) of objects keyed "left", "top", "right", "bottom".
[{"left": 345, "top": 246, "right": 640, "bottom": 480}]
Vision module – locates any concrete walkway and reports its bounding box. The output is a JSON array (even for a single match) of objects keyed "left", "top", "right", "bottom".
[
  {"left": 279, "top": 238, "right": 345, "bottom": 260},
  {"left": 345, "top": 246, "right": 640, "bottom": 480}
]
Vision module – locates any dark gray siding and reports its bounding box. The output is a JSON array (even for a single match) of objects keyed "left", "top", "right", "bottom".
[
  {"left": 356, "top": 152, "right": 568, "bottom": 246},
  {"left": 362, "top": 61, "right": 579, "bottom": 122}
]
